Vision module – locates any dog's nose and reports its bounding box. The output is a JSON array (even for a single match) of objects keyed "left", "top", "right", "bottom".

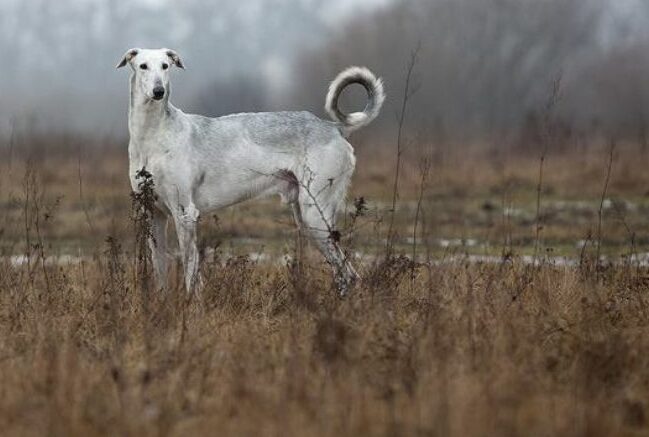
[{"left": 152, "top": 87, "right": 165, "bottom": 100}]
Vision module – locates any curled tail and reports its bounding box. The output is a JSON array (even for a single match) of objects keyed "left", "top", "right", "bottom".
[{"left": 325, "top": 66, "right": 385, "bottom": 136}]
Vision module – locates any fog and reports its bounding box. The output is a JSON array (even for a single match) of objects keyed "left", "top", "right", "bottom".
[
  {"left": 2, "top": 0, "right": 649, "bottom": 143},
  {"left": 289, "top": 0, "right": 649, "bottom": 144},
  {"left": 0, "top": 0, "right": 391, "bottom": 135}
]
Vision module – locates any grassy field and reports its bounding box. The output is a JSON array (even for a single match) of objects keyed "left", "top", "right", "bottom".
[
  {"left": 2, "top": 136, "right": 649, "bottom": 435},
  {"left": 2, "top": 136, "right": 649, "bottom": 259}
]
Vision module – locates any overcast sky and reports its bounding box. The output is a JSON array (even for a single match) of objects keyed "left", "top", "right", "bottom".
[
  {"left": 0, "top": 0, "right": 392, "bottom": 136},
  {"left": 0, "top": 0, "right": 646, "bottom": 137}
]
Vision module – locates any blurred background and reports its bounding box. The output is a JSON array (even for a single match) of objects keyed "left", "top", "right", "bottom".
[
  {"left": 3, "top": 0, "right": 649, "bottom": 259},
  {"left": 2, "top": 0, "right": 649, "bottom": 145}
]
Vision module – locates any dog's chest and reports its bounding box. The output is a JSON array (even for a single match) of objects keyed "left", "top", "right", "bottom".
[{"left": 128, "top": 141, "right": 177, "bottom": 190}]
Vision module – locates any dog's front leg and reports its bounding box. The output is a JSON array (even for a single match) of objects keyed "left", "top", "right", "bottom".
[
  {"left": 149, "top": 209, "right": 170, "bottom": 290},
  {"left": 172, "top": 203, "right": 202, "bottom": 299}
]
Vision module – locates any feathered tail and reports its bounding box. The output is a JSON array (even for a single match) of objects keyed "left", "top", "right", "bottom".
[{"left": 324, "top": 66, "right": 385, "bottom": 136}]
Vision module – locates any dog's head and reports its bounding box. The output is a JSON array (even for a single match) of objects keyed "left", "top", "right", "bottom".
[{"left": 116, "top": 48, "right": 184, "bottom": 101}]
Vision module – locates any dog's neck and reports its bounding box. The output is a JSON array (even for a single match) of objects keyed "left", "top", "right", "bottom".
[{"left": 128, "top": 74, "right": 171, "bottom": 145}]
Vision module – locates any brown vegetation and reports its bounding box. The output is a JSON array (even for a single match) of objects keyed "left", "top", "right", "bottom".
[
  {"left": 2, "top": 137, "right": 649, "bottom": 436},
  {"left": 3, "top": 250, "right": 649, "bottom": 436}
]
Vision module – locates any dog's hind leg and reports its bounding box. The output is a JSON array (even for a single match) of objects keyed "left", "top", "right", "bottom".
[
  {"left": 171, "top": 203, "right": 202, "bottom": 299},
  {"left": 149, "top": 209, "right": 170, "bottom": 290},
  {"left": 297, "top": 174, "right": 359, "bottom": 296},
  {"left": 300, "top": 203, "right": 358, "bottom": 296}
]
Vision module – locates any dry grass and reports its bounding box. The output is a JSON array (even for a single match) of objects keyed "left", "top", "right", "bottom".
[
  {"left": 2, "top": 245, "right": 649, "bottom": 436},
  {"left": 3, "top": 135, "right": 649, "bottom": 257},
  {"left": 2, "top": 135, "right": 649, "bottom": 436}
]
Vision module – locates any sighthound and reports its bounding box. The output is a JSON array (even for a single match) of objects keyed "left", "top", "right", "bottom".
[{"left": 117, "top": 48, "right": 385, "bottom": 297}]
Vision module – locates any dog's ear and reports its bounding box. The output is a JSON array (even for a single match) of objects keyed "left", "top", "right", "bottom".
[
  {"left": 116, "top": 48, "right": 139, "bottom": 69},
  {"left": 166, "top": 49, "right": 185, "bottom": 69}
]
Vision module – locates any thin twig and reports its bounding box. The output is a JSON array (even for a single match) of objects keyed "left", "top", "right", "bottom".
[
  {"left": 612, "top": 201, "right": 639, "bottom": 276},
  {"left": 595, "top": 139, "right": 616, "bottom": 275},
  {"left": 387, "top": 42, "right": 421, "bottom": 256},
  {"left": 77, "top": 145, "right": 97, "bottom": 235},
  {"left": 532, "top": 73, "right": 562, "bottom": 266},
  {"left": 411, "top": 151, "right": 432, "bottom": 278}
]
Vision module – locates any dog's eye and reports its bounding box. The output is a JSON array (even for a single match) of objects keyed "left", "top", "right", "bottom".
[
  {"left": 139, "top": 63, "right": 148, "bottom": 70},
  {"left": 162, "top": 63, "right": 169, "bottom": 70}
]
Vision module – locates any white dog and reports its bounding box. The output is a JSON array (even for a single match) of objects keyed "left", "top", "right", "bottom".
[{"left": 117, "top": 48, "right": 385, "bottom": 296}]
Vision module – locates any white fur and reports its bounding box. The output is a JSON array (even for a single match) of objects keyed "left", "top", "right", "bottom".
[
  {"left": 325, "top": 66, "right": 385, "bottom": 136},
  {"left": 117, "top": 48, "right": 384, "bottom": 297}
]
